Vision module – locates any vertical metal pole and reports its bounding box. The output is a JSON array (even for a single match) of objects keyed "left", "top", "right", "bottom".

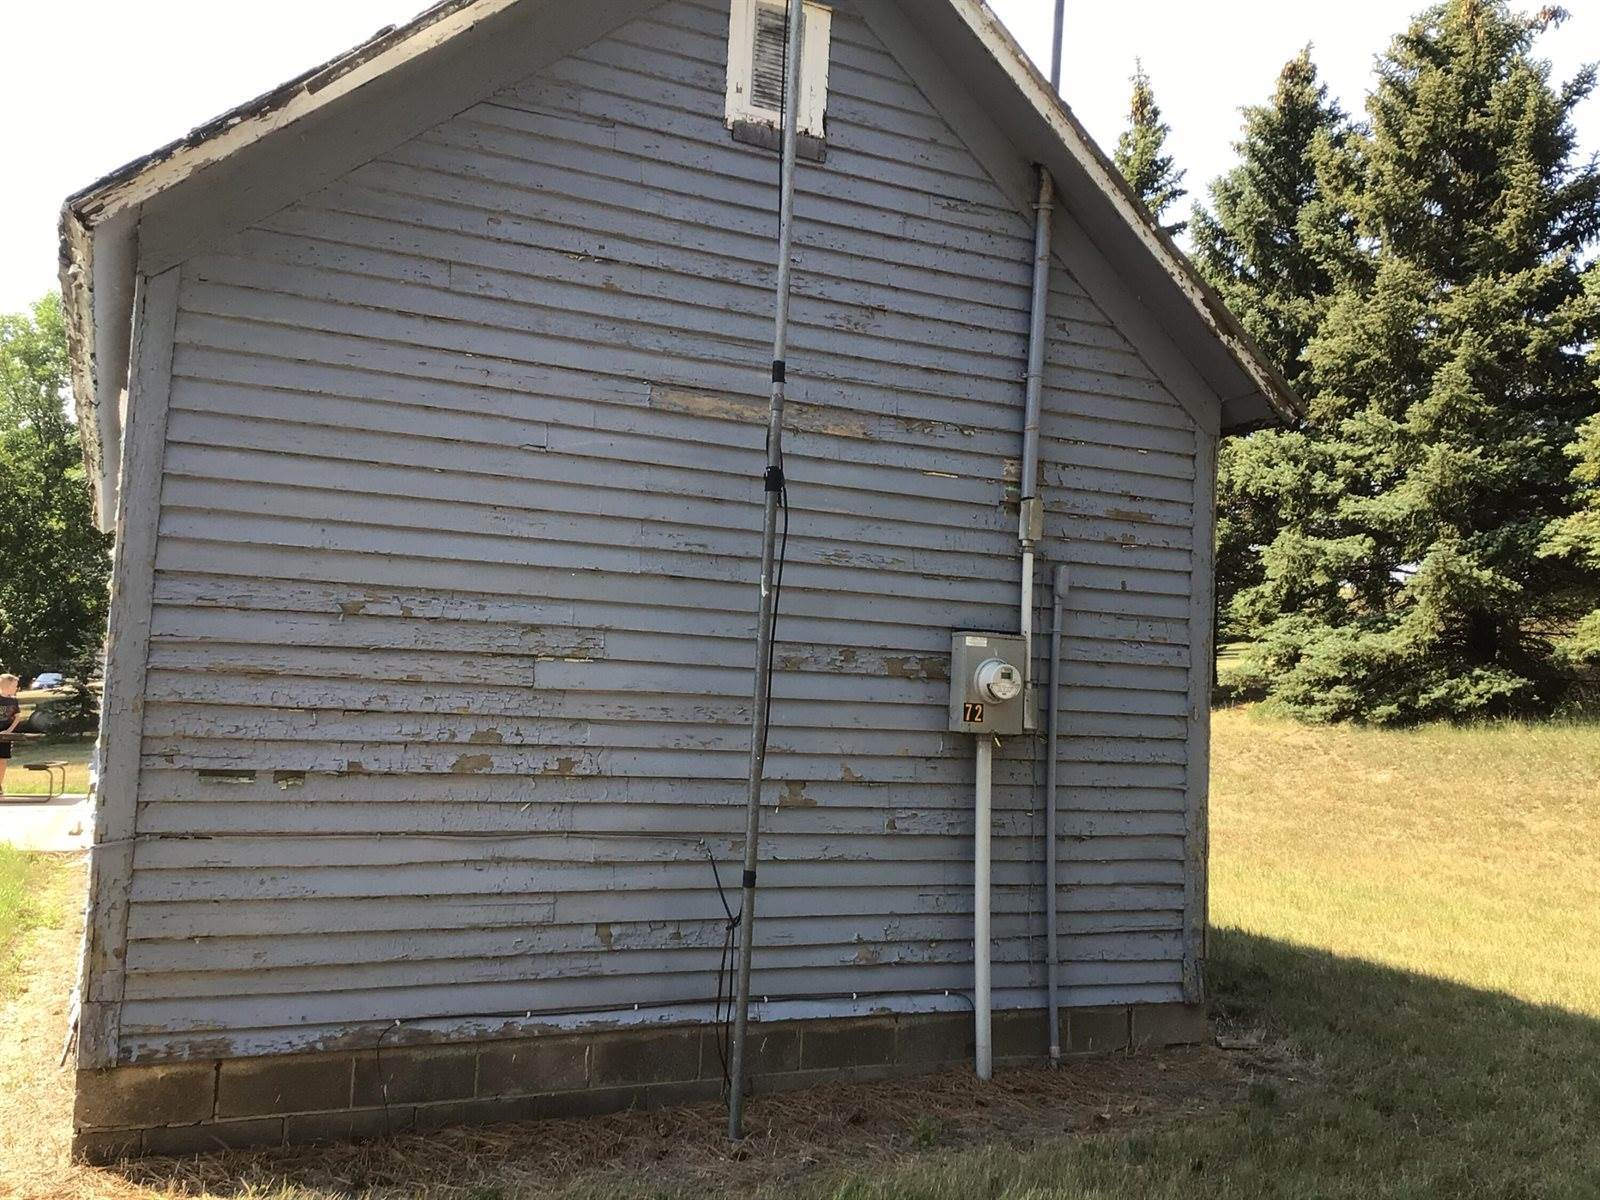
[
  {"left": 728, "top": 0, "right": 806, "bottom": 1144},
  {"left": 1017, "top": 169, "right": 1055, "bottom": 734},
  {"left": 1020, "top": 550, "right": 1036, "bottom": 653},
  {"left": 1050, "top": 0, "right": 1066, "bottom": 91},
  {"left": 1018, "top": 169, "right": 1056, "bottom": 523},
  {"left": 974, "top": 734, "right": 994, "bottom": 1081},
  {"left": 1046, "top": 566, "right": 1067, "bottom": 1063}
]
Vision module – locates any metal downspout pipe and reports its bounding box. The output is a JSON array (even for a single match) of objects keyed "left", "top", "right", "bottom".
[
  {"left": 1026, "top": 0, "right": 1067, "bottom": 1028},
  {"left": 1042, "top": 1, "right": 1069, "bottom": 1067},
  {"left": 728, "top": 0, "right": 806, "bottom": 1143}
]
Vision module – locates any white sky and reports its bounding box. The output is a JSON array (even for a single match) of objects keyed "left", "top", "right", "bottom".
[{"left": 2, "top": 0, "right": 1596, "bottom": 313}]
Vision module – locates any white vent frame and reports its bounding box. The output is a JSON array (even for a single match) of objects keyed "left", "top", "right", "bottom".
[{"left": 725, "top": 0, "right": 833, "bottom": 140}]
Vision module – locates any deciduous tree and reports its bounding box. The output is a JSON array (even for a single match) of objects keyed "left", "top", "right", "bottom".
[{"left": 0, "top": 294, "right": 111, "bottom": 679}]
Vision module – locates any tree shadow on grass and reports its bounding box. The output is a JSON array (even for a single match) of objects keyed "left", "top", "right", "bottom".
[
  {"left": 829, "top": 929, "right": 1600, "bottom": 1200},
  {"left": 1196, "top": 927, "right": 1600, "bottom": 1198}
]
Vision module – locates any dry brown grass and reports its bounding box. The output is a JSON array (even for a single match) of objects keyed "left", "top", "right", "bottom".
[
  {"left": 106, "top": 1057, "right": 1244, "bottom": 1200},
  {"left": 0, "top": 853, "right": 1251, "bottom": 1200},
  {"left": 0, "top": 853, "right": 88, "bottom": 1199},
  {"left": 1211, "top": 706, "right": 1600, "bottom": 1016}
]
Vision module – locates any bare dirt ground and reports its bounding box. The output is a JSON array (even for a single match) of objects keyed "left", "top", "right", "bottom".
[{"left": 1, "top": 859, "right": 1262, "bottom": 1200}]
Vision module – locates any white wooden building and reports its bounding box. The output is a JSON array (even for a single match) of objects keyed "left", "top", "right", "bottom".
[{"left": 61, "top": 0, "right": 1298, "bottom": 1159}]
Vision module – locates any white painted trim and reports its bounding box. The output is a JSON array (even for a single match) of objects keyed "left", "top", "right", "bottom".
[
  {"left": 942, "top": 0, "right": 1300, "bottom": 426},
  {"left": 1183, "top": 426, "right": 1218, "bottom": 1004},
  {"left": 77, "top": 0, "right": 524, "bottom": 227},
  {"left": 77, "top": 266, "right": 181, "bottom": 1069},
  {"left": 725, "top": 0, "right": 832, "bottom": 139}
]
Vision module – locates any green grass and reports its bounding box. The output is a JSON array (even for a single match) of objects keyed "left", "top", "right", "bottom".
[
  {"left": 796, "top": 708, "right": 1600, "bottom": 1199},
  {"left": 808, "top": 939, "right": 1600, "bottom": 1199},
  {"left": 0, "top": 847, "right": 70, "bottom": 996}
]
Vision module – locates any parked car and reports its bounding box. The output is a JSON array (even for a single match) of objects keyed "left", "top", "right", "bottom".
[{"left": 30, "top": 672, "right": 64, "bottom": 690}]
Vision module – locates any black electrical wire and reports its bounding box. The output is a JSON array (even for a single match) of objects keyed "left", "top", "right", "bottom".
[
  {"left": 762, "top": 476, "right": 791, "bottom": 741},
  {"left": 718, "top": 469, "right": 788, "bottom": 1097},
  {"left": 706, "top": 843, "right": 742, "bottom": 1092},
  {"left": 372, "top": 1018, "right": 404, "bottom": 1135}
]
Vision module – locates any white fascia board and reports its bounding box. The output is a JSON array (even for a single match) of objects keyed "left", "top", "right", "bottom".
[
  {"left": 60, "top": 0, "right": 527, "bottom": 527},
  {"left": 944, "top": 0, "right": 1303, "bottom": 426}
]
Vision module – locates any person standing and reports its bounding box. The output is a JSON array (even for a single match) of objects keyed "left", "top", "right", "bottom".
[{"left": 0, "top": 675, "right": 22, "bottom": 795}]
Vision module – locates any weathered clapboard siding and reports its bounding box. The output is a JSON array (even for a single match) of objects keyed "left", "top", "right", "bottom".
[{"left": 108, "top": 0, "right": 1204, "bottom": 1061}]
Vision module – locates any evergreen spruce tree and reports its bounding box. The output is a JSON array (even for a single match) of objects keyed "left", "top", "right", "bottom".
[
  {"left": 1191, "top": 50, "right": 1351, "bottom": 639},
  {"left": 1539, "top": 270, "right": 1600, "bottom": 668},
  {"left": 1114, "top": 62, "right": 1188, "bottom": 234},
  {"left": 1228, "top": 0, "right": 1600, "bottom": 723},
  {"left": 1192, "top": 49, "right": 1349, "bottom": 391}
]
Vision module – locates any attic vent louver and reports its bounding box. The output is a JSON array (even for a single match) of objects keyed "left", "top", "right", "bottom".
[
  {"left": 726, "top": 0, "right": 832, "bottom": 141},
  {"left": 750, "top": 4, "right": 791, "bottom": 113}
]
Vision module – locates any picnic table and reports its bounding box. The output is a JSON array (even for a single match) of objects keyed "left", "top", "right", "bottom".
[{"left": 2, "top": 733, "right": 68, "bottom": 801}]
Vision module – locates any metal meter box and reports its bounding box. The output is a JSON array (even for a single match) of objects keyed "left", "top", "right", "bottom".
[{"left": 949, "top": 632, "right": 1028, "bottom": 736}]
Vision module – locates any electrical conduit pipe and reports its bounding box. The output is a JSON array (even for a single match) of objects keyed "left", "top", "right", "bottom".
[
  {"left": 1018, "top": 168, "right": 1056, "bottom": 722},
  {"left": 974, "top": 732, "right": 994, "bottom": 1081},
  {"left": 972, "top": 165, "right": 1057, "bottom": 1084},
  {"left": 1017, "top": 167, "right": 1056, "bottom": 1062}
]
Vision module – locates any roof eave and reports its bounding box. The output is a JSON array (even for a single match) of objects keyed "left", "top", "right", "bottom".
[
  {"left": 59, "top": 0, "right": 530, "bottom": 530},
  {"left": 950, "top": 0, "right": 1305, "bottom": 431},
  {"left": 59, "top": 203, "right": 136, "bottom": 533}
]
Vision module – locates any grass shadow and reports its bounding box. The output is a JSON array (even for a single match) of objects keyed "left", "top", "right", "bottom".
[{"left": 824, "top": 928, "right": 1600, "bottom": 1200}]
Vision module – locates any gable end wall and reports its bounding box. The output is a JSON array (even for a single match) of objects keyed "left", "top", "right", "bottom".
[{"left": 81, "top": 0, "right": 1214, "bottom": 1070}]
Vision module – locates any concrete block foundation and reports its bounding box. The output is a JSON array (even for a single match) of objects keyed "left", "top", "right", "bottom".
[{"left": 73, "top": 1003, "right": 1209, "bottom": 1163}]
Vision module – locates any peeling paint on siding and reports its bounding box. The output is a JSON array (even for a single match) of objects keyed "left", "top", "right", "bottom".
[{"left": 91, "top": 0, "right": 1214, "bottom": 1066}]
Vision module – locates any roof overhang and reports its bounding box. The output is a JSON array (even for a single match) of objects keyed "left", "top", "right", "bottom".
[
  {"left": 928, "top": 0, "right": 1303, "bottom": 433},
  {"left": 59, "top": 0, "right": 525, "bottom": 529},
  {"left": 61, "top": 0, "right": 1303, "bottom": 529}
]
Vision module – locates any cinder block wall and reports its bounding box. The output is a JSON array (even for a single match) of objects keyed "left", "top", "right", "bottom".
[{"left": 74, "top": 1005, "right": 1209, "bottom": 1163}]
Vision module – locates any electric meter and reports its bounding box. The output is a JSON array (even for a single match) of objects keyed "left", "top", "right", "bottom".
[
  {"left": 975, "top": 659, "right": 1023, "bottom": 704},
  {"left": 949, "top": 632, "right": 1028, "bottom": 736}
]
